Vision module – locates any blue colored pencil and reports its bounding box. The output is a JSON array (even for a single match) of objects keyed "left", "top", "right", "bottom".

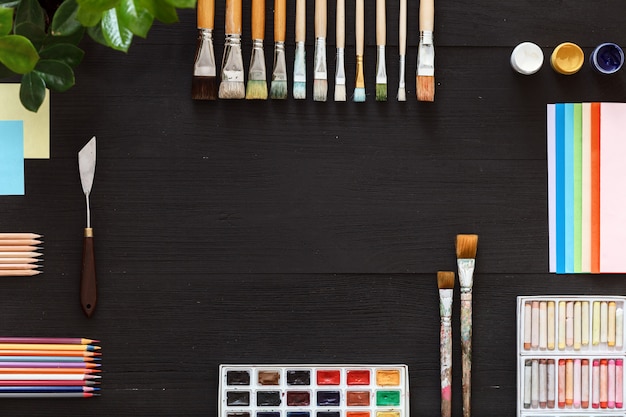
[{"left": 0, "top": 392, "right": 98, "bottom": 398}]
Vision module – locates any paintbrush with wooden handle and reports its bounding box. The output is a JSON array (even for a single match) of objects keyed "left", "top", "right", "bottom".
[
  {"left": 293, "top": 0, "right": 306, "bottom": 99},
  {"left": 416, "top": 0, "right": 435, "bottom": 101},
  {"left": 313, "top": 0, "right": 327, "bottom": 101},
  {"left": 191, "top": 0, "right": 217, "bottom": 99},
  {"left": 334, "top": 0, "right": 346, "bottom": 101},
  {"left": 219, "top": 0, "right": 245, "bottom": 99},
  {"left": 397, "top": 0, "right": 406, "bottom": 100},
  {"left": 353, "top": 0, "right": 365, "bottom": 102},
  {"left": 246, "top": 0, "right": 268, "bottom": 99},
  {"left": 375, "top": 0, "right": 387, "bottom": 101},
  {"left": 269, "top": 0, "right": 288, "bottom": 99}
]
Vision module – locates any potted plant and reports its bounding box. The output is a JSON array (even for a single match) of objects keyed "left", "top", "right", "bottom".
[{"left": 0, "top": 0, "right": 195, "bottom": 112}]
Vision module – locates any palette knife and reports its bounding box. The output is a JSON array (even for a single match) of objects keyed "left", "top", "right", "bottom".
[{"left": 78, "top": 136, "right": 97, "bottom": 317}]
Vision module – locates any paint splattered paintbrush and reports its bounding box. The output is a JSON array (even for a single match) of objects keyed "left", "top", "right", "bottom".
[
  {"left": 269, "top": 0, "right": 287, "bottom": 99},
  {"left": 191, "top": 0, "right": 217, "bottom": 100},
  {"left": 246, "top": 0, "right": 268, "bottom": 99},
  {"left": 438, "top": 271, "right": 454, "bottom": 417},
  {"left": 353, "top": 0, "right": 365, "bottom": 102},
  {"left": 313, "top": 0, "right": 328, "bottom": 101},
  {"left": 397, "top": 0, "right": 406, "bottom": 101},
  {"left": 293, "top": 0, "right": 306, "bottom": 99},
  {"left": 456, "top": 234, "right": 478, "bottom": 417},
  {"left": 333, "top": 0, "right": 346, "bottom": 101},
  {"left": 218, "top": 0, "right": 245, "bottom": 99},
  {"left": 375, "top": 0, "right": 387, "bottom": 101},
  {"left": 416, "top": 0, "right": 435, "bottom": 101}
]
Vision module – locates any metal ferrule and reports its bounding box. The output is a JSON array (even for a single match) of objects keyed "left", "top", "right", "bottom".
[
  {"left": 417, "top": 31, "right": 435, "bottom": 76},
  {"left": 457, "top": 258, "right": 475, "bottom": 292},
  {"left": 221, "top": 34, "right": 244, "bottom": 82},
  {"left": 313, "top": 37, "right": 327, "bottom": 80},
  {"left": 439, "top": 289, "right": 453, "bottom": 320},
  {"left": 193, "top": 28, "right": 216, "bottom": 77},
  {"left": 420, "top": 30, "right": 433, "bottom": 46},
  {"left": 398, "top": 54, "right": 405, "bottom": 89},
  {"left": 248, "top": 39, "right": 266, "bottom": 80},
  {"left": 293, "top": 41, "right": 306, "bottom": 83},
  {"left": 375, "top": 45, "right": 387, "bottom": 84},
  {"left": 272, "top": 42, "right": 287, "bottom": 82},
  {"left": 335, "top": 48, "right": 345, "bottom": 85},
  {"left": 355, "top": 55, "right": 364, "bottom": 87}
]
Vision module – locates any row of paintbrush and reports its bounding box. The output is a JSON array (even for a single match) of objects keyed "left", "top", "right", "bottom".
[
  {"left": 437, "top": 234, "right": 478, "bottom": 417},
  {"left": 0, "top": 233, "right": 43, "bottom": 277},
  {"left": 0, "top": 337, "right": 101, "bottom": 398},
  {"left": 192, "top": 0, "right": 435, "bottom": 102}
]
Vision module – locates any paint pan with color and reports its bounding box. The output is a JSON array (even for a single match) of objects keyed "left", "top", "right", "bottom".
[
  {"left": 219, "top": 364, "right": 409, "bottom": 417},
  {"left": 590, "top": 43, "right": 624, "bottom": 74},
  {"left": 511, "top": 42, "right": 544, "bottom": 75},
  {"left": 551, "top": 42, "right": 584, "bottom": 75}
]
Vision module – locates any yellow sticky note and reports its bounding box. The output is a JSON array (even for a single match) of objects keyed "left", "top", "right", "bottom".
[{"left": 0, "top": 83, "right": 49, "bottom": 159}]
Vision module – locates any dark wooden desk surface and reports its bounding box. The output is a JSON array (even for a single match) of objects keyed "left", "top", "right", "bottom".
[{"left": 3, "top": 0, "right": 626, "bottom": 415}]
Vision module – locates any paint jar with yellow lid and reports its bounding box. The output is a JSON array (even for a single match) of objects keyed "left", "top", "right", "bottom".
[{"left": 551, "top": 42, "right": 584, "bottom": 75}]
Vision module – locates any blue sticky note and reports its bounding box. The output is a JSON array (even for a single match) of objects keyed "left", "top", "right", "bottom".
[
  {"left": 0, "top": 120, "right": 25, "bottom": 195},
  {"left": 555, "top": 103, "right": 565, "bottom": 273},
  {"left": 563, "top": 103, "right": 575, "bottom": 273}
]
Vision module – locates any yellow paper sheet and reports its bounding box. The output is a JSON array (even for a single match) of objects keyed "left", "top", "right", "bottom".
[{"left": 0, "top": 84, "right": 49, "bottom": 159}]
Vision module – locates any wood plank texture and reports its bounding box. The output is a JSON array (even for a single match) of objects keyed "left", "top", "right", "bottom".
[{"left": 1, "top": 0, "right": 626, "bottom": 415}]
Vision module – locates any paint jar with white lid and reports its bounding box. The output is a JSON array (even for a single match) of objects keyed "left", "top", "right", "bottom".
[{"left": 511, "top": 42, "right": 544, "bottom": 75}]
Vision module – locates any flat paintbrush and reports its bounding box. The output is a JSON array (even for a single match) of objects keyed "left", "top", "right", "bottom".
[
  {"left": 191, "top": 0, "right": 217, "bottom": 100},
  {"left": 416, "top": 0, "right": 435, "bottom": 101},
  {"left": 269, "top": 0, "right": 288, "bottom": 99},
  {"left": 353, "top": 0, "right": 365, "bottom": 102},
  {"left": 333, "top": 0, "right": 346, "bottom": 101},
  {"left": 246, "top": 0, "right": 268, "bottom": 99},
  {"left": 375, "top": 0, "right": 387, "bottom": 101},
  {"left": 218, "top": 0, "right": 245, "bottom": 99},
  {"left": 438, "top": 271, "right": 454, "bottom": 417},
  {"left": 293, "top": 0, "right": 306, "bottom": 99},
  {"left": 397, "top": 0, "right": 406, "bottom": 101},
  {"left": 456, "top": 234, "right": 478, "bottom": 417},
  {"left": 313, "top": 0, "right": 328, "bottom": 101}
]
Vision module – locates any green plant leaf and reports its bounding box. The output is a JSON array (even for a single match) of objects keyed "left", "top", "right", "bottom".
[
  {"left": 44, "top": 26, "right": 85, "bottom": 46},
  {"left": 0, "top": 35, "right": 39, "bottom": 73},
  {"left": 0, "top": 7, "right": 13, "bottom": 36},
  {"left": 136, "top": 0, "right": 177, "bottom": 24},
  {"left": 15, "top": 21, "right": 47, "bottom": 48},
  {"left": 76, "top": 6, "right": 101, "bottom": 26},
  {"left": 50, "top": 0, "right": 83, "bottom": 36},
  {"left": 20, "top": 71, "right": 46, "bottom": 112},
  {"left": 15, "top": 0, "right": 45, "bottom": 29},
  {"left": 86, "top": 23, "right": 107, "bottom": 46},
  {"left": 117, "top": 0, "right": 152, "bottom": 38},
  {"left": 161, "top": 0, "right": 194, "bottom": 10},
  {"left": 39, "top": 43, "right": 84, "bottom": 67},
  {"left": 0, "top": 0, "right": 21, "bottom": 8},
  {"left": 101, "top": 7, "right": 132, "bottom": 52},
  {"left": 77, "top": 0, "right": 119, "bottom": 14},
  {"left": 34, "top": 59, "right": 74, "bottom": 91}
]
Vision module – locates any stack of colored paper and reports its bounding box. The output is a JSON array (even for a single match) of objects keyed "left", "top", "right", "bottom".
[{"left": 547, "top": 102, "right": 626, "bottom": 273}]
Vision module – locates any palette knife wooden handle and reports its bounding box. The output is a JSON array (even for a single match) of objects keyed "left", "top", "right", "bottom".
[{"left": 81, "top": 228, "right": 97, "bottom": 317}]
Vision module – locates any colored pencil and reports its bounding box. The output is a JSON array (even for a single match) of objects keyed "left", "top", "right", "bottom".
[
  {"left": 0, "top": 264, "right": 40, "bottom": 270},
  {"left": 191, "top": 0, "right": 218, "bottom": 100},
  {"left": 312, "top": 0, "right": 328, "bottom": 101},
  {"left": 0, "top": 258, "right": 39, "bottom": 264},
  {"left": 269, "top": 0, "right": 288, "bottom": 99},
  {"left": 353, "top": 0, "right": 365, "bottom": 102},
  {"left": 0, "top": 386, "right": 98, "bottom": 393},
  {"left": 0, "top": 234, "right": 41, "bottom": 240},
  {"left": 0, "top": 246, "right": 40, "bottom": 252},
  {"left": 0, "top": 252, "right": 41, "bottom": 258},
  {"left": 0, "top": 392, "right": 98, "bottom": 398},
  {"left": 437, "top": 271, "right": 454, "bottom": 417},
  {"left": 0, "top": 240, "right": 41, "bottom": 246},
  {"left": 245, "top": 0, "right": 268, "bottom": 99},
  {"left": 218, "top": 0, "right": 245, "bottom": 99},
  {"left": 456, "top": 234, "right": 478, "bottom": 417},
  {"left": 333, "top": 0, "right": 346, "bottom": 101},
  {"left": 0, "top": 368, "right": 99, "bottom": 374},
  {"left": 0, "top": 350, "right": 100, "bottom": 357},
  {"left": 0, "top": 362, "right": 99, "bottom": 368},
  {"left": 0, "top": 374, "right": 100, "bottom": 380},
  {"left": 416, "top": 0, "right": 435, "bottom": 101},
  {"left": 0, "top": 344, "right": 100, "bottom": 351},
  {"left": 293, "top": 0, "right": 306, "bottom": 99},
  {"left": 0, "top": 270, "right": 41, "bottom": 277},
  {"left": 375, "top": 0, "right": 387, "bottom": 101},
  {"left": 0, "top": 380, "right": 98, "bottom": 386},
  {"left": 0, "top": 337, "right": 98, "bottom": 345},
  {"left": 0, "top": 356, "right": 99, "bottom": 362},
  {"left": 397, "top": 0, "right": 406, "bottom": 101}
]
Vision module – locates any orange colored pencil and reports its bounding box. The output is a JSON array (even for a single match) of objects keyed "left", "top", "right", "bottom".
[
  {"left": 0, "top": 344, "right": 99, "bottom": 351},
  {"left": 0, "top": 270, "right": 42, "bottom": 277},
  {"left": 0, "top": 240, "right": 41, "bottom": 246}
]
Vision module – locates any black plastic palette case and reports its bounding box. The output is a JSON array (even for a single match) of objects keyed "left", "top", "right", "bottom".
[
  {"left": 218, "top": 364, "right": 410, "bottom": 417},
  {"left": 517, "top": 296, "right": 626, "bottom": 417}
]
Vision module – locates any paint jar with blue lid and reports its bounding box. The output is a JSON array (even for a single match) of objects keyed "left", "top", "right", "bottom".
[{"left": 590, "top": 42, "right": 624, "bottom": 74}]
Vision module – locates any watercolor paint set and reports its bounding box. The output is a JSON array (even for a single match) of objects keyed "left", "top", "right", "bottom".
[
  {"left": 517, "top": 296, "right": 626, "bottom": 417},
  {"left": 218, "top": 364, "right": 409, "bottom": 417}
]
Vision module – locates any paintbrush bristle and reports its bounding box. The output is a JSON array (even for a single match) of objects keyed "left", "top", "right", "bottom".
[
  {"left": 437, "top": 271, "right": 455, "bottom": 289},
  {"left": 245, "top": 80, "right": 268, "bottom": 100},
  {"left": 353, "top": 88, "right": 365, "bottom": 102},
  {"left": 191, "top": 76, "right": 218, "bottom": 100},
  {"left": 456, "top": 234, "right": 478, "bottom": 259},
  {"left": 334, "top": 85, "right": 346, "bottom": 101},
  {"left": 218, "top": 81, "right": 246, "bottom": 99},
  {"left": 416, "top": 75, "right": 435, "bottom": 102},
  {"left": 376, "top": 83, "right": 387, "bottom": 101},
  {"left": 293, "top": 82, "right": 306, "bottom": 99},
  {"left": 270, "top": 81, "right": 288, "bottom": 99},
  {"left": 397, "top": 87, "right": 406, "bottom": 101},
  {"left": 313, "top": 79, "right": 328, "bottom": 102}
]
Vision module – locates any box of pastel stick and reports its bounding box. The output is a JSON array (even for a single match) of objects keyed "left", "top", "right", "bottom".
[
  {"left": 517, "top": 295, "right": 626, "bottom": 417},
  {"left": 218, "top": 364, "right": 410, "bottom": 417}
]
